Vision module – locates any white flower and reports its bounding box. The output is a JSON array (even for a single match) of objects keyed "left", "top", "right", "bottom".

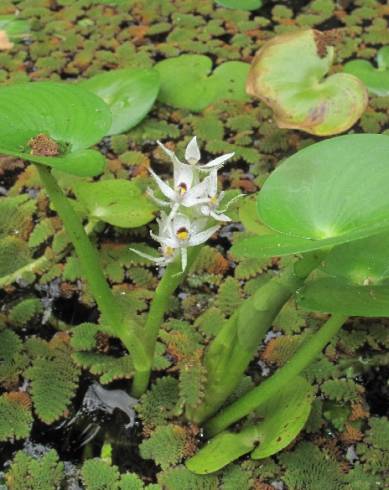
[
  {"left": 198, "top": 170, "right": 243, "bottom": 222},
  {"left": 158, "top": 137, "right": 235, "bottom": 172},
  {"left": 132, "top": 213, "right": 220, "bottom": 271},
  {"left": 148, "top": 157, "right": 210, "bottom": 228}
]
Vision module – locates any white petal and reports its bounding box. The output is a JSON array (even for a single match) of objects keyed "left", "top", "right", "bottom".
[
  {"left": 146, "top": 188, "right": 170, "bottom": 207},
  {"left": 185, "top": 136, "right": 201, "bottom": 164},
  {"left": 157, "top": 140, "right": 182, "bottom": 165},
  {"left": 174, "top": 161, "right": 194, "bottom": 190},
  {"left": 191, "top": 217, "right": 209, "bottom": 234},
  {"left": 208, "top": 170, "right": 218, "bottom": 196},
  {"left": 129, "top": 248, "right": 166, "bottom": 264},
  {"left": 210, "top": 210, "right": 231, "bottom": 222},
  {"left": 172, "top": 214, "right": 191, "bottom": 234},
  {"left": 149, "top": 168, "right": 177, "bottom": 202},
  {"left": 181, "top": 247, "right": 188, "bottom": 271},
  {"left": 188, "top": 225, "right": 220, "bottom": 246},
  {"left": 199, "top": 152, "right": 234, "bottom": 171},
  {"left": 182, "top": 179, "right": 209, "bottom": 206},
  {"left": 150, "top": 231, "right": 177, "bottom": 248},
  {"left": 162, "top": 202, "right": 180, "bottom": 232}
]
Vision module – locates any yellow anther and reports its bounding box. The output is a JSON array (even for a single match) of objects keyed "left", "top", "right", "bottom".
[
  {"left": 176, "top": 227, "right": 189, "bottom": 241},
  {"left": 178, "top": 183, "right": 188, "bottom": 195}
]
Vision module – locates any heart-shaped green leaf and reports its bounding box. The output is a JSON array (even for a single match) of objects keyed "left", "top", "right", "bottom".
[
  {"left": 74, "top": 179, "right": 156, "bottom": 228},
  {"left": 186, "top": 377, "right": 313, "bottom": 474},
  {"left": 247, "top": 30, "right": 367, "bottom": 136},
  {"left": 250, "top": 376, "right": 314, "bottom": 459},
  {"left": 344, "top": 47, "right": 389, "bottom": 96},
  {"left": 233, "top": 134, "right": 389, "bottom": 259},
  {"left": 80, "top": 68, "right": 160, "bottom": 136},
  {"left": 0, "top": 82, "right": 111, "bottom": 177},
  {"left": 216, "top": 0, "right": 263, "bottom": 11},
  {"left": 297, "top": 278, "right": 389, "bottom": 317},
  {"left": 155, "top": 55, "right": 250, "bottom": 111}
]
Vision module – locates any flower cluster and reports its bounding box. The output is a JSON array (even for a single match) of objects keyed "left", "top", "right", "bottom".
[{"left": 131, "top": 137, "right": 239, "bottom": 271}]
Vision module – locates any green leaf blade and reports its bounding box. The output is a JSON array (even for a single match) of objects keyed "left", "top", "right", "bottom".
[{"left": 81, "top": 68, "right": 160, "bottom": 136}]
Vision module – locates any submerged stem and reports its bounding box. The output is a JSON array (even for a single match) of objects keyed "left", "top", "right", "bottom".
[{"left": 204, "top": 313, "right": 347, "bottom": 437}]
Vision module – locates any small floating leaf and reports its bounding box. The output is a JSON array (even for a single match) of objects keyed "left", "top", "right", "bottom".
[
  {"left": 216, "top": 0, "right": 262, "bottom": 11},
  {"left": 74, "top": 179, "right": 156, "bottom": 228},
  {"left": 247, "top": 29, "right": 367, "bottom": 136},
  {"left": 0, "top": 15, "right": 30, "bottom": 50},
  {"left": 344, "top": 46, "right": 389, "bottom": 96},
  {"left": 80, "top": 68, "right": 160, "bottom": 136},
  {"left": 0, "top": 82, "right": 111, "bottom": 177},
  {"left": 155, "top": 55, "right": 250, "bottom": 112}
]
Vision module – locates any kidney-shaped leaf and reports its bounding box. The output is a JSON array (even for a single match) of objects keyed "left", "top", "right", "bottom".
[
  {"left": 80, "top": 68, "right": 160, "bottom": 136},
  {"left": 233, "top": 134, "right": 389, "bottom": 259},
  {"left": 186, "top": 377, "right": 313, "bottom": 474},
  {"left": 155, "top": 55, "right": 250, "bottom": 112},
  {"left": 297, "top": 278, "right": 389, "bottom": 317},
  {"left": 247, "top": 30, "right": 367, "bottom": 136},
  {"left": 74, "top": 179, "right": 156, "bottom": 228},
  {"left": 344, "top": 47, "right": 389, "bottom": 96},
  {"left": 0, "top": 82, "right": 111, "bottom": 177}
]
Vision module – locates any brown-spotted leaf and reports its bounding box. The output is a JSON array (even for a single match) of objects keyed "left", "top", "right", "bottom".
[{"left": 246, "top": 29, "right": 368, "bottom": 136}]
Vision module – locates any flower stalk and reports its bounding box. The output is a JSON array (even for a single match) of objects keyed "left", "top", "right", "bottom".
[{"left": 35, "top": 164, "right": 149, "bottom": 395}]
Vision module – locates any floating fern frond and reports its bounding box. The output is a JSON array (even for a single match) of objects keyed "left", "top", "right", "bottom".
[
  {"left": 0, "top": 329, "right": 26, "bottom": 386},
  {"left": 234, "top": 257, "right": 267, "bottom": 280},
  {"left": 136, "top": 377, "right": 179, "bottom": 432},
  {"left": 73, "top": 351, "right": 134, "bottom": 384},
  {"left": 8, "top": 298, "right": 43, "bottom": 328},
  {"left": 140, "top": 424, "right": 195, "bottom": 470},
  {"left": 0, "top": 392, "right": 33, "bottom": 442},
  {"left": 28, "top": 218, "right": 55, "bottom": 248},
  {"left": 279, "top": 442, "right": 345, "bottom": 490},
  {"left": 5, "top": 449, "right": 64, "bottom": 490},
  {"left": 194, "top": 307, "right": 225, "bottom": 338},
  {"left": 0, "top": 236, "right": 31, "bottom": 278},
  {"left": 81, "top": 459, "right": 120, "bottom": 490},
  {"left": 367, "top": 417, "right": 389, "bottom": 450},
  {"left": 26, "top": 336, "right": 80, "bottom": 424},
  {"left": 179, "top": 357, "right": 207, "bottom": 410},
  {"left": 71, "top": 323, "right": 99, "bottom": 351},
  {"left": 158, "top": 465, "right": 218, "bottom": 490},
  {"left": 215, "top": 277, "right": 243, "bottom": 316},
  {"left": 321, "top": 379, "right": 361, "bottom": 403}
]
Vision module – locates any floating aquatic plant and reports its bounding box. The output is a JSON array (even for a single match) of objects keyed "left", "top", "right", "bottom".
[{"left": 247, "top": 29, "right": 368, "bottom": 136}]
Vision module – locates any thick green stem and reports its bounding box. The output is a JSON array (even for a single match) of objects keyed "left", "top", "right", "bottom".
[
  {"left": 35, "top": 165, "right": 149, "bottom": 390},
  {"left": 204, "top": 313, "right": 347, "bottom": 437},
  {"left": 132, "top": 247, "right": 201, "bottom": 395},
  {"left": 187, "top": 251, "right": 323, "bottom": 424}
]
